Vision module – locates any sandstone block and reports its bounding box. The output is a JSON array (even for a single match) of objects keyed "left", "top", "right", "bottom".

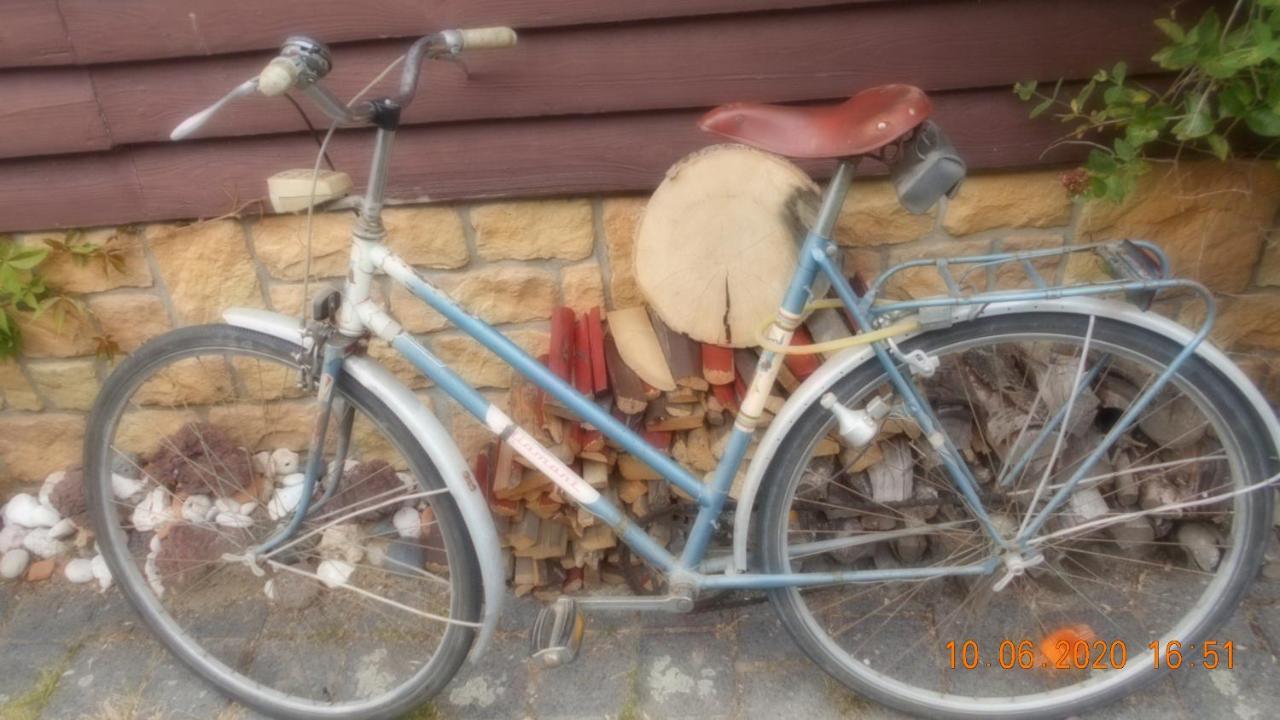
[
  {"left": 26, "top": 359, "right": 99, "bottom": 411},
  {"left": 993, "top": 233, "right": 1066, "bottom": 290},
  {"left": 19, "top": 227, "right": 152, "bottom": 293},
  {"left": 471, "top": 199, "right": 594, "bottom": 261},
  {"left": 883, "top": 237, "right": 993, "bottom": 299},
  {"left": 88, "top": 294, "right": 171, "bottom": 353},
  {"left": 208, "top": 401, "right": 314, "bottom": 452},
  {"left": 450, "top": 392, "right": 508, "bottom": 461},
  {"left": 0, "top": 413, "right": 85, "bottom": 486},
  {"left": 432, "top": 329, "right": 551, "bottom": 389},
  {"left": 835, "top": 180, "right": 935, "bottom": 246},
  {"left": 0, "top": 362, "right": 42, "bottom": 411},
  {"left": 561, "top": 261, "right": 605, "bottom": 313},
  {"left": 147, "top": 221, "right": 264, "bottom": 324},
  {"left": 382, "top": 206, "right": 469, "bottom": 268},
  {"left": 251, "top": 212, "right": 354, "bottom": 280},
  {"left": 114, "top": 408, "right": 200, "bottom": 456},
  {"left": 1078, "top": 161, "right": 1280, "bottom": 293},
  {"left": 129, "top": 355, "right": 236, "bottom": 407},
  {"left": 942, "top": 170, "right": 1073, "bottom": 236},
  {"left": 389, "top": 267, "right": 556, "bottom": 333},
  {"left": 1181, "top": 293, "right": 1280, "bottom": 352},
  {"left": 13, "top": 309, "right": 96, "bottom": 358},
  {"left": 367, "top": 338, "right": 430, "bottom": 390},
  {"left": 602, "top": 197, "right": 647, "bottom": 308},
  {"left": 1253, "top": 234, "right": 1280, "bottom": 287}
]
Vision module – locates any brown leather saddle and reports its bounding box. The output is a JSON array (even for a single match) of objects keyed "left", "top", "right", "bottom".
[{"left": 699, "top": 84, "right": 932, "bottom": 159}]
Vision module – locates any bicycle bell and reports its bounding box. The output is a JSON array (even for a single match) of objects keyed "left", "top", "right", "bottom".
[{"left": 279, "top": 36, "right": 334, "bottom": 85}]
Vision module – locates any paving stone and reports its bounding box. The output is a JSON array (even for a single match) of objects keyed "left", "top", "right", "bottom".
[
  {"left": 531, "top": 629, "right": 640, "bottom": 719},
  {"left": 741, "top": 664, "right": 908, "bottom": 720},
  {"left": 3, "top": 585, "right": 99, "bottom": 644},
  {"left": 637, "top": 630, "right": 737, "bottom": 719},
  {"left": 496, "top": 594, "right": 542, "bottom": 633},
  {"left": 734, "top": 601, "right": 799, "bottom": 665},
  {"left": 439, "top": 630, "right": 531, "bottom": 719},
  {"left": 0, "top": 641, "right": 71, "bottom": 709},
  {"left": 133, "top": 640, "right": 241, "bottom": 719},
  {"left": 40, "top": 639, "right": 160, "bottom": 719}
]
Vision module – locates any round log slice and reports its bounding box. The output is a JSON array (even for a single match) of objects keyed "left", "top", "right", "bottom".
[{"left": 635, "top": 144, "right": 820, "bottom": 347}]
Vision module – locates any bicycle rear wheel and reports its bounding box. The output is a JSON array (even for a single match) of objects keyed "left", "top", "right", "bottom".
[
  {"left": 758, "top": 311, "right": 1274, "bottom": 719},
  {"left": 84, "top": 325, "right": 481, "bottom": 720}
]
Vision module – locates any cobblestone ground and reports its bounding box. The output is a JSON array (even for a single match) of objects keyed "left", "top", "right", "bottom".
[{"left": 0, "top": 577, "right": 1278, "bottom": 719}]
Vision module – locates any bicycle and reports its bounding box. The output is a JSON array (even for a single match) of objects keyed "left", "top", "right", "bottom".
[{"left": 82, "top": 27, "right": 1280, "bottom": 720}]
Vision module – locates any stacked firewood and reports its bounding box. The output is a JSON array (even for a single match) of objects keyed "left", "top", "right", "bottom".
[{"left": 469, "top": 302, "right": 851, "bottom": 598}]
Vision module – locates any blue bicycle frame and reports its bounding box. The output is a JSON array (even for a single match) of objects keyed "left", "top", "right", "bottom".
[{"left": 276, "top": 125, "right": 1217, "bottom": 596}]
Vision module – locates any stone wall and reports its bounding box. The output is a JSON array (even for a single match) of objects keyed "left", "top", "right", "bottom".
[{"left": 1, "top": 160, "right": 1278, "bottom": 494}]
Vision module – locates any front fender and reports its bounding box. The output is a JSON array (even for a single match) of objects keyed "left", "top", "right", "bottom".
[
  {"left": 223, "top": 308, "right": 505, "bottom": 661},
  {"left": 730, "top": 297, "right": 1280, "bottom": 573}
]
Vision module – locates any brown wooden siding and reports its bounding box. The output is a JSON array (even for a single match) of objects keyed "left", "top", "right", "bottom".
[{"left": 0, "top": 0, "right": 1196, "bottom": 231}]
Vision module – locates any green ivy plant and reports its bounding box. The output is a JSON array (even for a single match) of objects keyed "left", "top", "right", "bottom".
[
  {"left": 0, "top": 231, "right": 122, "bottom": 361},
  {"left": 1015, "top": 0, "right": 1280, "bottom": 201}
]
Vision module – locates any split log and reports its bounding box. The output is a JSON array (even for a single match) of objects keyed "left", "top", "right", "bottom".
[
  {"left": 548, "top": 307, "right": 576, "bottom": 382},
  {"left": 650, "top": 311, "right": 708, "bottom": 391},
  {"left": 645, "top": 396, "right": 706, "bottom": 432},
  {"left": 604, "top": 333, "right": 653, "bottom": 416},
  {"left": 572, "top": 316, "right": 594, "bottom": 396},
  {"left": 619, "top": 454, "right": 663, "bottom": 482},
  {"left": 784, "top": 326, "right": 822, "bottom": 380},
  {"left": 606, "top": 307, "right": 676, "bottom": 391},
  {"left": 702, "top": 344, "right": 734, "bottom": 386},
  {"left": 868, "top": 438, "right": 913, "bottom": 504},
  {"left": 586, "top": 307, "right": 609, "bottom": 395},
  {"left": 510, "top": 511, "right": 541, "bottom": 551},
  {"left": 580, "top": 523, "right": 618, "bottom": 552},
  {"left": 635, "top": 144, "right": 820, "bottom": 346},
  {"left": 524, "top": 521, "right": 569, "bottom": 560},
  {"left": 1176, "top": 522, "right": 1221, "bottom": 571}
]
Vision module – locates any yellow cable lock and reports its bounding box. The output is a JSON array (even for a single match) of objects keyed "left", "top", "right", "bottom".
[{"left": 755, "top": 299, "right": 920, "bottom": 356}]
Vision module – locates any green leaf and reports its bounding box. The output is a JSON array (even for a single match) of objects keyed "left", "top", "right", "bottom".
[
  {"left": 1155, "top": 18, "right": 1186, "bottom": 42},
  {"left": 1206, "top": 133, "right": 1231, "bottom": 161},
  {"left": 1013, "top": 81, "right": 1038, "bottom": 101},
  {"left": 1246, "top": 108, "right": 1280, "bottom": 136},
  {"left": 1111, "top": 62, "right": 1128, "bottom": 85},
  {"left": 4, "top": 246, "right": 48, "bottom": 271},
  {"left": 1030, "top": 96, "right": 1054, "bottom": 119},
  {"left": 1173, "top": 95, "right": 1215, "bottom": 139}
]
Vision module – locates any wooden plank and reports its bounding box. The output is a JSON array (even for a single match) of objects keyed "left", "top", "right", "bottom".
[
  {"left": 87, "top": 0, "right": 1173, "bottom": 147},
  {"left": 0, "top": 69, "right": 111, "bottom": 160},
  {"left": 54, "top": 0, "right": 880, "bottom": 66},
  {"left": 0, "top": 86, "right": 1083, "bottom": 232},
  {"left": 0, "top": 1, "right": 75, "bottom": 68}
]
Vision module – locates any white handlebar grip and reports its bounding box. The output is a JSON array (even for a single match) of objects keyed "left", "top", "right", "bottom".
[
  {"left": 458, "top": 27, "right": 517, "bottom": 50},
  {"left": 258, "top": 57, "right": 299, "bottom": 96}
]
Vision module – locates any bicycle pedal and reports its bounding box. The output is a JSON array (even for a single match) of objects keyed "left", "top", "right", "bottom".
[{"left": 529, "top": 597, "right": 586, "bottom": 668}]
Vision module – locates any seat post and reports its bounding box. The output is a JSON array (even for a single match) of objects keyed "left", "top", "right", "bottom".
[{"left": 812, "top": 159, "right": 857, "bottom": 240}]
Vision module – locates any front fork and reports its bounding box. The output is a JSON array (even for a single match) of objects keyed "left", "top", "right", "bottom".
[{"left": 253, "top": 334, "right": 357, "bottom": 554}]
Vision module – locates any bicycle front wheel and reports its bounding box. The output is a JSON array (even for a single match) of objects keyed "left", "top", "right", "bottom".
[
  {"left": 758, "top": 311, "right": 1274, "bottom": 719},
  {"left": 84, "top": 325, "right": 482, "bottom": 720}
]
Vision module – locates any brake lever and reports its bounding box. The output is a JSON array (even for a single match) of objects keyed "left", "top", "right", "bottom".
[{"left": 170, "top": 78, "right": 260, "bottom": 141}]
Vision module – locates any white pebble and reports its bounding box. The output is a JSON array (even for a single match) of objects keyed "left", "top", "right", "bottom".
[
  {"left": 3, "top": 493, "right": 60, "bottom": 528},
  {"left": 316, "top": 559, "right": 354, "bottom": 588},
  {"left": 279, "top": 472, "right": 305, "bottom": 487},
  {"left": 0, "top": 525, "right": 26, "bottom": 553},
  {"left": 1, "top": 548, "right": 30, "bottom": 579},
  {"left": 393, "top": 506, "right": 422, "bottom": 540},
  {"left": 38, "top": 471, "right": 65, "bottom": 507},
  {"left": 267, "top": 483, "right": 304, "bottom": 521},
  {"left": 181, "top": 495, "right": 213, "bottom": 523},
  {"left": 131, "top": 488, "right": 171, "bottom": 533},
  {"left": 48, "top": 518, "right": 77, "bottom": 540},
  {"left": 239, "top": 501, "right": 259, "bottom": 516},
  {"left": 270, "top": 448, "right": 300, "bottom": 477},
  {"left": 22, "top": 528, "right": 67, "bottom": 559},
  {"left": 64, "top": 558, "right": 94, "bottom": 584},
  {"left": 263, "top": 578, "right": 276, "bottom": 601},
  {"left": 214, "top": 497, "right": 241, "bottom": 514},
  {"left": 110, "top": 473, "right": 144, "bottom": 501},
  {"left": 91, "top": 554, "right": 113, "bottom": 591},
  {"left": 215, "top": 512, "right": 254, "bottom": 529},
  {"left": 319, "top": 524, "right": 364, "bottom": 564},
  {"left": 144, "top": 553, "right": 164, "bottom": 598}
]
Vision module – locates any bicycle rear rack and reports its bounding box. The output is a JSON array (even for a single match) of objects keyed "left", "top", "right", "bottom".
[{"left": 861, "top": 240, "right": 1213, "bottom": 330}]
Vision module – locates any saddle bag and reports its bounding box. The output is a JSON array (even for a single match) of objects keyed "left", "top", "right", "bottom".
[{"left": 890, "top": 121, "right": 966, "bottom": 215}]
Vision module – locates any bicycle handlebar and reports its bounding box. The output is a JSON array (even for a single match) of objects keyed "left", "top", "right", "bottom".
[{"left": 170, "top": 26, "right": 518, "bottom": 141}]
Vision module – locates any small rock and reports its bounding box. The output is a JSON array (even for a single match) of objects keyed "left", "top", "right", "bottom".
[
  {"left": 240, "top": 501, "right": 258, "bottom": 516},
  {"left": 270, "top": 569, "right": 322, "bottom": 609},
  {"left": 268, "top": 483, "right": 305, "bottom": 521},
  {"left": 26, "top": 558, "right": 55, "bottom": 582},
  {"left": 39, "top": 471, "right": 66, "bottom": 506},
  {"left": 279, "top": 472, "right": 305, "bottom": 487},
  {"left": 0, "top": 524, "right": 26, "bottom": 553},
  {"left": 48, "top": 518, "right": 77, "bottom": 540},
  {"left": 4, "top": 493, "right": 60, "bottom": 528},
  {"left": 215, "top": 512, "right": 253, "bottom": 529},
  {"left": 319, "top": 524, "right": 364, "bottom": 564},
  {"left": 131, "top": 488, "right": 172, "bottom": 533},
  {"left": 214, "top": 497, "right": 241, "bottom": 514},
  {"left": 393, "top": 506, "right": 422, "bottom": 540},
  {"left": 111, "top": 451, "right": 141, "bottom": 478},
  {"left": 64, "top": 558, "right": 94, "bottom": 584},
  {"left": 1, "top": 548, "right": 30, "bottom": 579},
  {"left": 271, "top": 448, "right": 300, "bottom": 477},
  {"left": 22, "top": 528, "right": 68, "bottom": 559},
  {"left": 181, "top": 495, "right": 213, "bottom": 523},
  {"left": 111, "top": 473, "right": 145, "bottom": 501},
  {"left": 91, "top": 554, "right": 113, "bottom": 591},
  {"left": 316, "top": 559, "right": 354, "bottom": 588}
]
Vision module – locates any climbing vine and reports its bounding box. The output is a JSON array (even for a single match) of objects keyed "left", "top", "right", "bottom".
[{"left": 1016, "top": 0, "right": 1280, "bottom": 201}]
